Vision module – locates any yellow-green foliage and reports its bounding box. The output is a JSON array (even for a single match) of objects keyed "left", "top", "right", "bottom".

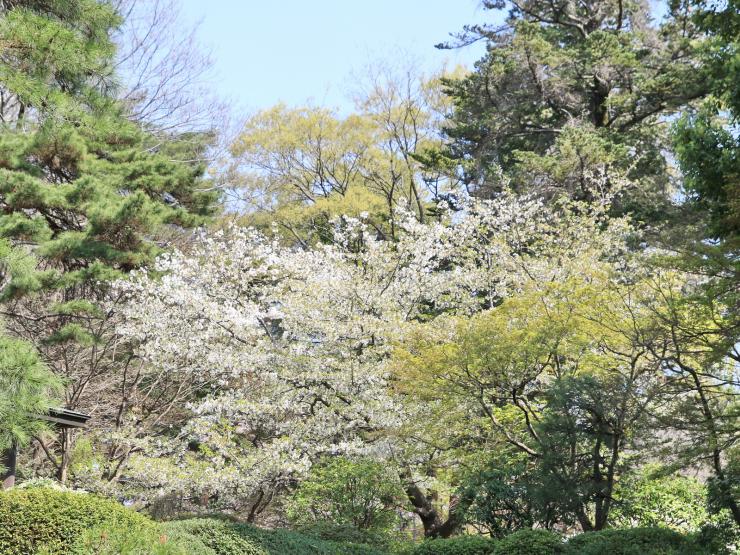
[
  {"left": 392, "top": 267, "right": 668, "bottom": 527},
  {"left": 226, "top": 68, "right": 458, "bottom": 242},
  {"left": 394, "top": 267, "right": 650, "bottom": 409},
  {"left": 0, "top": 487, "right": 155, "bottom": 555}
]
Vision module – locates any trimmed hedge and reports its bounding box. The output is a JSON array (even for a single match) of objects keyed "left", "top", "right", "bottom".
[
  {"left": 75, "top": 519, "right": 207, "bottom": 555},
  {"left": 0, "top": 487, "right": 156, "bottom": 555},
  {"left": 494, "top": 529, "right": 564, "bottom": 555},
  {"left": 0, "top": 488, "right": 719, "bottom": 555},
  {"left": 162, "top": 519, "right": 265, "bottom": 555},
  {"left": 410, "top": 535, "right": 497, "bottom": 554},
  {"left": 298, "top": 522, "right": 391, "bottom": 547},
  {"left": 564, "top": 527, "right": 709, "bottom": 555},
  {"left": 163, "top": 517, "right": 385, "bottom": 555}
]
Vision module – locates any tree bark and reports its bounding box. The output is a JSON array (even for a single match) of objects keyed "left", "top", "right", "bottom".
[
  {"left": 591, "top": 75, "right": 610, "bottom": 128},
  {"left": 402, "top": 470, "right": 462, "bottom": 538},
  {"left": 1, "top": 443, "right": 17, "bottom": 489},
  {"left": 687, "top": 365, "right": 740, "bottom": 526},
  {"left": 56, "top": 429, "right": 71, "bottom": 484}
]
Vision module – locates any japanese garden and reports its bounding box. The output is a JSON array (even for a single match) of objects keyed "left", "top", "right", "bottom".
[{"left": 0, "top": 1, "right": 737, "bottom": 553}]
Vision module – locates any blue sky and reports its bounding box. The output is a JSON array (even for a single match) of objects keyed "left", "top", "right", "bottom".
[{"left": 179, "top": 1, "right": 493, "bottom": 113}]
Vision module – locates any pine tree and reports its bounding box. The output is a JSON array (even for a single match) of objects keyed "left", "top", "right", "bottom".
[
  {"left": 0, "top": 328, "right": 62, "bottom": 488},
  {"left": 436, "top": 0, "right": 710, "bottom": 220},
  {"left": 672, "top": 0, "right": 739, "bottom": 240},
  {"left": 0, "top": 0, "right": 218, "bottom": 483}
]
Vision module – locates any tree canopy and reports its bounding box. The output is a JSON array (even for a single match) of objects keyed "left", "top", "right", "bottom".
[{"left": 0, "top": 0, "right": 737, "bottom": 550}]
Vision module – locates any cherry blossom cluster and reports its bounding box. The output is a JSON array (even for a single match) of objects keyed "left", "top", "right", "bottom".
[{"left": 112, "top": 192, "right": 633, "bottom": 505}]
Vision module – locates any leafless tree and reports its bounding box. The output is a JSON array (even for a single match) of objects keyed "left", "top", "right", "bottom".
[{"left": 111, "top": 0, "right": 229, "bottom": 134}]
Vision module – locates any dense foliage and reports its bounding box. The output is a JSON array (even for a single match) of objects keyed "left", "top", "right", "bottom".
[
  {"left": 0, "top": 489, "right": 728, "bottom": 554},
  {"left": 563, "top": 527, "right": 709, "bottom": 555},
  {"left": 0, "top": 486, "right": 156, "bottom": 555},
  {"left": 0, "top": 0, "right": 218, "bottom": 486},
  {"left": 409, "top": 535, "right": 496, "bottom": 555},
  {"left": 494, "top": 530, "right": 563, "bottom": 555},
  {"left": 0, "top": 334, "right": 61, "bottom": 455},
  {"left": 162, "top": 518, "right": 385, "bottom": 555},
  {"left": 288, "top": 457, "right": 405, "bottom": 532},
  {"left": 0, "top": 0, "right": 738, "bottom": 553},
  {"left": 75, "top": 519, "right": 198, "bottom": 555},
  {"left": 435, "top": 0, "right": 707, "bottom": 217}
]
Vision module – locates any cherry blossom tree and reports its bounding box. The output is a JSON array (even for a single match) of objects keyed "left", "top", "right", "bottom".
[{"left": 111, "top": 188, "right": 632, "bottom": 525}]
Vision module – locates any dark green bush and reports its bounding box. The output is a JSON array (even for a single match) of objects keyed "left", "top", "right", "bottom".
[
  {"left": 564, "top": 527, "right": 691, "bottom": 555},
  {"left": 163, "top": 517, "right": 386, "bottom": 555},
  {"left": 162, "top": 519, "right": 265, "bottom": 555},
  {"left": 74, "top": 519, "right": 205, "bottom": 555},
  {"left": 494, "top": 529, "right": 564, "bottom": 555},
  {"left": 288, "top": 457, "right": 404, "bottom": 534},
  {"left": 298, "top": 522, "right": 391, "bottom": 547},
  {"left": 686, "top": 518, "right": 739, "bottom": 555},
  {"left": 0, "top": 487, "right": 155, "bottom": 555},
  {"left": 235, "top": 523, "right": 386, "bottom": 554},
  {"left": 410, "top": 535, "right": 497, "bottom": 555}
]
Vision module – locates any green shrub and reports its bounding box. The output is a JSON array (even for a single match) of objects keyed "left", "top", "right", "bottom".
[
  {"left": 0, "top": 487, "right": 155, "bottom": 555},
  {"left": 163, "top": 517, "right": 386, "bottom": 555},
  {"left": 161, "top": 522, "right": 217, "bottom": 555},
  {"left": 686, "top": 518, "right": 738, "bottom": 555},
  {"left": 288, "top": 457, "right": 405, "bottom": 534},
  {"left": 162, "top": 519, "right": 265, "bottom": 555},
  {"left": 455, "top": 453, "right": 544, "bottom": 539},
  {"left": 298, "top": 522, "right": 390, "bottom": 547},
  {"left": 564, "top": 527, "right": 691, "bottom": 555},
  {"left": 610, "top": 465, "right": 711, "bottom": 532},
  {"left": 410, "top": 535, "right": 497, "bottom": 555},
  {"left": 233, "top": 524, "right": 386, "bottom": 554},
  {"left": 494, "top": 529, "right": 564, "bottom": 555},
  {"left": 74, "top": 519, "right": 204, "bottom": 555}
]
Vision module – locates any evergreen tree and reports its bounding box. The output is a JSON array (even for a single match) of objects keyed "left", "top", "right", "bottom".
[
  {"left": 0, "top": 0, "right": 218, "bottom": 483},
  {"left": 436, "top": 0, "right": 709, "bottom": 220},
  {"left": 660, "top": 0, "right": 740, "bottom": 527},
  {"left": 0, "top": 333, "right": 62, "bottom": 487},
  {"left": 672, "top": 0, "right": 738, "bottom": 240}
]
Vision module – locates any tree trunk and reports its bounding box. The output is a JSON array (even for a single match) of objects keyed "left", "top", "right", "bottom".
[
  {"left": 590, "top": 75, "right": 610, "bottom": 128},
  {"left": 56, "top": 429, "right": 71, "bottom": 484},
  {"left": 1, "top": 443, "right": 17, "bottom": 489},
  {"left": 401, "top": 470, "right": 461, "bottom": 538},
  {"left": 682, "top": 361, "right": 740, "bottom": 527},
  {"left": 576, "top": 506, "right": 594, "bottom": 532}
]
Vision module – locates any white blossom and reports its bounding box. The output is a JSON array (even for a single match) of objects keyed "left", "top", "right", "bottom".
[{"left": 113, "top": 193, "right": 632, "bottom": 506}]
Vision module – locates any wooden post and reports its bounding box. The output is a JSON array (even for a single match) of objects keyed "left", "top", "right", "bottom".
[
  {"left": 0, "top": 409, "right": 89, "bottom": 489},
  {"left": 1, "top": 443, "right": 17, "bottom": 489}
]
